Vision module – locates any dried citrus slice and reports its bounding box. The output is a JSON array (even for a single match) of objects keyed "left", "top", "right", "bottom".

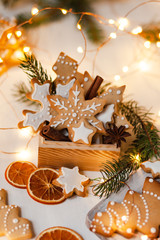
[
  {"left": 27, "top": 168, "right": 65, "bottom": 204},
  {"left": 36, "top": 226, "right": 83, "bottom": 240},
  {"left": 5, "top": 161, "right": 37, "bottom": 188}
]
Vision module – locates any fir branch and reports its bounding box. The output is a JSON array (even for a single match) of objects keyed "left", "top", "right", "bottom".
[
  {"left": 92, "top": 156, "right": 136, "bottom": 198},
  {"left": 119, "top": 101, "right": 160, "bottom": 160}
]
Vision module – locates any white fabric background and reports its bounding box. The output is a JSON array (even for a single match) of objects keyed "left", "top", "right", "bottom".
[{"left": 0, "top": 0, "right": 160, "bottom": 239}]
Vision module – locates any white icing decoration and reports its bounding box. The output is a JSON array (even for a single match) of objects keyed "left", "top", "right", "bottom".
[
  {"left": 82, "top": 102, "right": 102, "bottom": 113},
  {"left": 126, "top": 228, "right": 132, "bottom": 233},
  {"left": 57, "top": 166, "right": 89, "bottom": 195},
  {"left": 109, "top": 89, "right": 112, "bottom": 93},
  {"left": 51, "top": 117, "right": 69, "bottom": 128},
  {"left": 53, "top": 66, "right": 57, "bottom": 70},
  {"left": 72, "top": 85, "right": 80, "bottom": 106},
  {"left": 23, "top": 83, "right": 51, "bottom": 131},
  {"left": 142, "top": 161, "right": 160, "bottom": 176},
  {"left": 88, "top": 119, "right": 102, "bottom": 131},
  {"left": 150, "top": 227, "right": 156, "bottom": 233},
  {"left": 72, "top": 121, "right": 93, "bottom": 144},
  {"left": 84, "top": 77, "right": 88, "bottom": 82},
  {"left": 50, "top": 98, "right": 68, "bottom": 110},
  {"left": 13, "top": 218, "right": 19, "bottom": 224},
  {"left": 117, "top": 90, "right": 121, "bottom": 95},
  {"left": 56, "top": 79, "right": 75, "bottom": 98},
  {"left": 96, "top": 104, "right": 114, "bottom": 125},
  {"left": 149, "top": 178, "right": 153, "bottom": 183}
]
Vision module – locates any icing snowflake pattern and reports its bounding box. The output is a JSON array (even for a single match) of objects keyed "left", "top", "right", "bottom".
[
  {"left": 90, "top": 178, "right": 160, "bottom": 239},
  {"left": 0, "top": 189, "right": 32, "bottom": 240},
  {"left": 18, "top": 79, "right": 52, "bottom": 132},
  {"left": 48, "top": 80, "right": 107, "bottom": 138}
]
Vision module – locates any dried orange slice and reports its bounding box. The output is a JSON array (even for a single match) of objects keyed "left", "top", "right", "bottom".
[
  {"left": 36, "top": 226, "right": 83, "bottom": 240},
  {"left": 27, "top": 168, "right": 65, "bottom": 204},
  {"left": 5, "top": 161, "right": 37, "bottom": 188}
]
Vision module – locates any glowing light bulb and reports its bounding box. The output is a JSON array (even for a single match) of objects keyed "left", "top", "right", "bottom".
[
  {"left": 118, "top": 18, "right": 129, "bottom": 31},
  {"left": 110, "top": 32, "right": 117, "bottom": 39},
  {"left": 141, "top": 235, "right": 148, "bottom": 240},
  {"left": 0, "top": 57, "right": 3, "bottom": 63},
  {"left": 61, "top": 9, "right": 67, "bottom": 15},
  {"left": 31, "top": 7, "right": 39, "bottom": 16},
  {"left": 77, "top": 23, "right": 81, "bottom": 30},
  {"left": 108, "top": 19, "right": 115, "bottom": 25},
  {"left": 114, "top": 75, "right": 120, "bottom": 81},
  {"left": 156, "top": 41, "right": 160, "bottom": 48},
  {"left": 122, "top": 216, "right": 127, "bottom": 221},
  {"left": 17, "top": 150, "right": 30, "bottom": 160},
  {"left": 135, "top": 154, "right": 140, "bottom": 162},
  {"left": 100, "top": 178, "right": 105, "bottom": 183},
  {"left": 139, "top": 61, "right": 150, "bottom": 72},
  {"left": 14, "top": 50, "right": 24, "bottom": 59},
  {"left": 19, "top": 127, "right": 33, "bottom": 138},
  {"left": 144, "top": 41, "right": 151, "bottom": 49},
  {"left": 15, "top": 30, "right": 22, "bottom": 38},
  {"left": 158, "top": 111, "right": 160, "bottom": 117},
  {"left": 77, "top": 46, "right": 83, "bottom": 53},
  {"left": 131, "top": 26, "right": 142, "bottom": 35},
  {"left": 7, "top": 33, "right": 12, "bottom": 40},
  {"left": 122, "top": 66, "right": 128, "bottom": 73},
  {"left": 23, "top": 46, "right": 30, "bottom": 53}
]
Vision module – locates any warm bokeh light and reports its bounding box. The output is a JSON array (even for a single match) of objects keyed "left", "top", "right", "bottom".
[
  {"left": 141, "top": 235, "right": 148, "bottom": 240},
  {"left": 17, "top": 150, "right": 30, "bottom": 160},
  {"left": 0, "top": 57, "right": 3, "bottom": 63},
  {"left": 15, "top": 30, "right": 22, "bottom": 38},
  {"left": 144, "top": 41, "right": 151, "bottom": 49},
  {"left": 61, "top": 9, "right": 67, "bottom": 15},
  {"left": 156, "top": 41, "right": 160, "bottom": 48},
  {"left": 158, "top": 111, "right": 160, "bottom": 117},
  {"left": 122, "top": 66, "right": 129, "bottom": 73},
  {"left": 77, "top": 46, "right": 83, "bottom": 53},
  {"left": 14, "top": 50, "right": 24, "bottom": 59},
  {"left": 19, "top": 127, "right": 33, "bottom": 138},
  {"left": 110, "top": 32, "right": 117, "bottom": 39},
  {"left": 23, "top": 46, "right": 30, "bottom": 53},
  {"left": 31, "top": 7, "right": 39, "bottom": 16},
  {"left": 114, "top": 75, "right": 120, "bottom": 81},
  {"left": 118, "top": 17, "right": 129, "bottom": 30},
  {"left": 131, "top": 26, "right": 142, "bottom": 35},
  {"left": 139, "top": 61, "right": 150, "bottom": 72},
  {"left": 7, "top": 33, "right": 12, "bottom": 40},
  {"left": 108, "top": 19, "right": 115, "bottom": 25}
]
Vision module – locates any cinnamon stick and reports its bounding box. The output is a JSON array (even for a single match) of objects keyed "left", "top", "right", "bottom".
[
  {"left": 40, "top": 125, "right": 70, "bottom": 141},
  {"left": 85, "top": 75, "right": 103, "bottom": 100}
]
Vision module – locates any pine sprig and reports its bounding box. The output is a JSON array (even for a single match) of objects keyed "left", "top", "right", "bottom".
[
  {"left": 92, "top": 156, "right": 136, "bottom": 198},
  {"left": 119, "top": 101, "right": 160, "bottom": 160},
  {"left": 14, "top": 54, "right": 55, "bottom": 105}
]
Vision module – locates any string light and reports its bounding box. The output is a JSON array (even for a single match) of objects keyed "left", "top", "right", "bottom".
[
  {"left": 118, "top": 18, "right": 129, "bottom": 31},
  {"left": 77, "top": 46, "right": 83, "bottom": 53},
  {"left": 110, "top": 32, "right": 117, "bottom": 39},
  {"left": 114, "top": 75, "right": 121, "bottom": 81},
  {"left": 158, "top": 111, "right": 160, "bottom": 117},
  {"left": 108, "top": 19, "right": 115, "bottom": 25},
  {"left": 144, "top": 41, "right": 151, "bottom": 49},
  {"left": 61, "top": 9, "right": 68, "bottom": 15},
  {"left": 15, "top": 30, "right": 22, "bottom": 38},
  {"left": 19, "top": 127, "right": 33, "bottom": 138},
  {"left": 141, "top": 235, "right": 148, "bottom": 240},
  {"left": 17, "top": 150, "right": 30, "bottom": 160},
  {"left": 0, "top": 57, "right": 3, "bottom": 63},
  {"left": 31, "top": 6, "right": 39, "bottom": 16},
  {"left": 156, "top": 41, "right": 160, "bottom": 48},
  {"left": 131, "top": 26, "right": 142, "bottom": 35},
  {"left": 122, "top": 66, "right": 129, "bottom": 73},
  {"left": 77, "top": 23, "right": 82, "bottom": 30},
  {"left": 14, "top": 50, "right": 24, "bottom": 59},
  {"left": 23, "top": 46, "right": 30, "bottom": 53},
  {"left": 7, "top": 33, "right": 12, "bottom": 40},
  {"left": 139, "top": 60, "right": 150, "bottom": 72}
]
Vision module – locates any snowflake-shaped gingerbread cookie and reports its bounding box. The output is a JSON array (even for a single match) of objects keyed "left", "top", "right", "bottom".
[
  {"left": 18, "top": 79, "right": 53, "bottom": 132},
  {"left": 0, "top": 189, "right": 32, "bottom": 240},
  {"left": 56, "top": 166, "right": 90, "bottom": 197},
  {"left": 48, "top": 80, "right": 107, "bottom": 144}
]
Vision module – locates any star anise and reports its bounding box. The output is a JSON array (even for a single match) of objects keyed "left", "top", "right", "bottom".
[{"left": 103, "top": 123, "right": 131, "bottom": 148}]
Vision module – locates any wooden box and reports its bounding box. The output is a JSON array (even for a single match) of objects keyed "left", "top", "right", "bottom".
[{"left": 38, "top": 137, "right": 120, "bottom": 171}]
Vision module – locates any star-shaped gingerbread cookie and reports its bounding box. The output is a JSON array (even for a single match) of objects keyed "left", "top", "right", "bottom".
[
  {"left": 0, "top": 188, "right": 32, "bottom": 240},
  {"left": 56, "top": 166, "right": 90, "bottom": 198},
  {"left": 18, "top": 78, "right": 53, "bottom": 132},
  {"left": 48, "top": 80, "right": 107, "bottom": 144},
  {"left": 141, "top": 160, "right": 160, "bottom": 178}
]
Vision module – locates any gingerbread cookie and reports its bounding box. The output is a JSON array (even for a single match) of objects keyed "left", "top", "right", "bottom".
[
  {"left": 141, "top": 160, "right": 160, "bottom": 178},
  {"left": 18, "top": 78, "right": 53, "bottom": 132},
  {"left": 48, "top": 79, "right": 107, "bottom": 144},
  {"left": 90, "top": 177, "right": 160, "bottom": 239},
  {"left": 56, "top": 166, "right": 90, "bottom": 198},
  {"left": 0, "top": 188, "right": 32, "bottom": 239},
  {"left": 52, "top": 52, "right": 93, "bottom": 95}
]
